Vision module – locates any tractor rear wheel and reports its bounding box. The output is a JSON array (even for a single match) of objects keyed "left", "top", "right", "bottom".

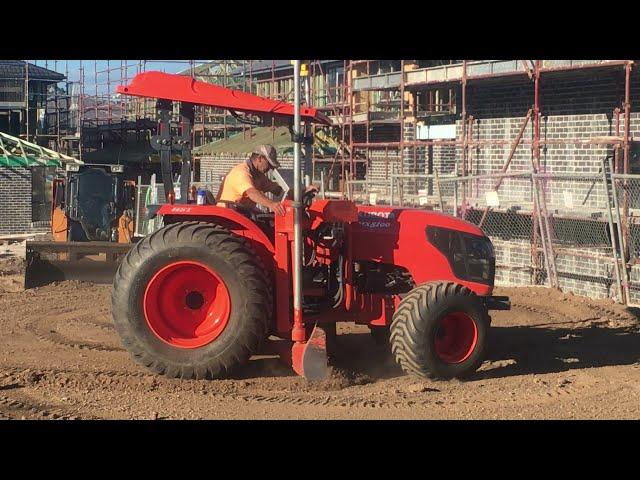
[
  {"left": 390, "top": 282, "right": 489, "bottom": 379},
  {"left": 111, "top": 221, "right": 271, "bottom": 379}
]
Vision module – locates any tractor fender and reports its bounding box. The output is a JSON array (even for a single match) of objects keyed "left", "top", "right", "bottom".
[{"left": 158, "top": 204, "right": 275, "bottom": 272}]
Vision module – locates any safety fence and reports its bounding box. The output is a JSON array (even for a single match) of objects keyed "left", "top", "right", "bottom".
[
  {"left": 131, "top": 168, "right": 640, "bottom": 306},
  {"left": 133, "top": 181, "right": 219, "bottom": 237}
]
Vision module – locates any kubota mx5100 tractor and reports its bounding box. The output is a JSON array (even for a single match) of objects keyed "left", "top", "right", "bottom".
[{"left": 111, "top": 67, "right": 510, "bottom": 381}]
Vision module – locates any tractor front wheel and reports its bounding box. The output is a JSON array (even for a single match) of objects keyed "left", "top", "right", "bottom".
[
  {"left": 390, "top": 282, "right": 489, "bottom": 379},
  {"left": 111, "top": 221, "right": 271, "bottom": 379}
]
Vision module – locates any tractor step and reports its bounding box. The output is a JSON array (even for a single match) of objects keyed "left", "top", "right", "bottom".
[{"left": 24, "top": 241, "right": 133, "bottom": 289}]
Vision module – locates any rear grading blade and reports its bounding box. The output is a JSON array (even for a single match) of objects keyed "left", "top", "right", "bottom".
[
  {"left": 301, "top": 323, "right": 330, "bottom": 381},
  {"left": 24, "top": 241, "right": 132, "bottom": 289}
]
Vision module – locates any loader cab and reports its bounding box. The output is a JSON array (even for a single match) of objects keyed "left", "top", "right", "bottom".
[{"left": 61, "top": 164, "right": 134, "bottom": 242}]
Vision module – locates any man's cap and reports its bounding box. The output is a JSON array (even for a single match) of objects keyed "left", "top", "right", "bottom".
[{"left": 253, "top": 144, "right": 280, "bottom": 169}]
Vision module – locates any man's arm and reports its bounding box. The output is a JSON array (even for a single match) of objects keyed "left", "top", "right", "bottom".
[
  {"left": 259, "top": 176, "right": 284, "bottom": 197},
  {"left": 245, "top": 188, "right": 285, "bottom": 216}
]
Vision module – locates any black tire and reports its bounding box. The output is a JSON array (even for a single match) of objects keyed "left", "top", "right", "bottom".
[
  {"left": 390, "top": 282, "right": 489, "bottom": 379},
  {"left": 111, "top": 221, "right": 271, "bottom": 379}
]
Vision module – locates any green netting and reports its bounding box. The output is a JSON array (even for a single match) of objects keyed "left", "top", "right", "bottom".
[
  {"left": 0, "top": 155, "right": 60, "bottom": 167},
  {"left": 193, "top": 126, "right": 340, "bottom": 157}
]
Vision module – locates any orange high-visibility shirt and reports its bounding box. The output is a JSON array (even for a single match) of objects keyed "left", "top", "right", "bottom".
[{"left": 217, "top": 160, "right": 279, "bottom": 209}]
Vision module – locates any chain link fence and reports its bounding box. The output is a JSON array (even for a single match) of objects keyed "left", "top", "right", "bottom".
[
  {"left": 348, "top": 167, "right": 640, "bottom": 304},
  {"left": 534, "top": 172, "right": 620, "bottom": 301},
  {"left": 612, "top": 173, "right": 640, "bottom": 305}
]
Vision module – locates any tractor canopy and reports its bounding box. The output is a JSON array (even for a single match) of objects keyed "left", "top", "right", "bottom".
[{"left": 116, "top": 71, "right": 332, "bottom": 125}]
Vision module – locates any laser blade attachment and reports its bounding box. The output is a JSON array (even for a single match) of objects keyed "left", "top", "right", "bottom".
[{"left": 301, "top": 323, "right": 329, "bottom": 381}]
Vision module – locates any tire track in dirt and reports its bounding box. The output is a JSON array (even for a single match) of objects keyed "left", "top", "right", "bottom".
[
  {"left": 3, "top": 365, "right": 425, "bottom": 410},
  {"left": 0, "top": 392, "right": 91, "bottom": 420},
  {"left": 24, "top": 321, "right": 123, "bottom": 353}
]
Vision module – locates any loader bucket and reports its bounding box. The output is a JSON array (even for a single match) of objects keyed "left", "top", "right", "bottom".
[{"left": 24, "top": 241, "right": 133, "bottom": 289}]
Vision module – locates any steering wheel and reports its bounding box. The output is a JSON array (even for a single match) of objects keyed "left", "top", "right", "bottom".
[{"left": 302, "top": 188, "right": 317, "bottom": 208}]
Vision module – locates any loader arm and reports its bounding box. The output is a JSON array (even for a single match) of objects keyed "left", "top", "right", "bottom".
[{"left": 117, "top": 71, "right": 331, "bottom": 125}]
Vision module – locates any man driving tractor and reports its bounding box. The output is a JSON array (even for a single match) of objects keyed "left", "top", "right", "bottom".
[
  {"left": 216, "top": 144, "right": 287, "bottom": 216},
  {"left": 216, "top": 144, "right": 316, "bottom": 216}
]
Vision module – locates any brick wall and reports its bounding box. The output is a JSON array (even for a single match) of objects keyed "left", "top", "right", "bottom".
[
  {"left": 0, "top": 166, "right": 32, "bottom": 235},
  {"left": 457, "top": 72, "right": 640, "bottom": 207}
]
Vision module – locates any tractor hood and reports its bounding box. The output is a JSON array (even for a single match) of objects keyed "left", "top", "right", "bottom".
[
  {"left": 347, "top": 206, "right": 492, "bottom": 295},
  {"left": 353, "top": 206, "right": 485, "bottom": 237}
]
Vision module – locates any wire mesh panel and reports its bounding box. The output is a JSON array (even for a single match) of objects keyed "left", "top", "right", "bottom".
[
  {"left": 441, "top": 173, "right": 540, "bottom": 286},
  {"left": 345, "top": 180, "right": 370, "bottom": 204},
  {"left": 612, "top": 174, "right": 640, "bottom": 304},
  {"left": 536, "top": 173, "right": 618, "bottom": 300},
  {"left": 390, "top": 174, "right": 458, "bottom": 215},
  {"left": 457, "top": 174, "right": 535, "bottom": 214},
  {"left": 134, "top": 184, "right": 166, "bottom": 237}
]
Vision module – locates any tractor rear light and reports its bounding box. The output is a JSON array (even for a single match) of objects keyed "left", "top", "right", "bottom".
[{"left": 426, "top": 226, "right": 495, "bottom": 285}]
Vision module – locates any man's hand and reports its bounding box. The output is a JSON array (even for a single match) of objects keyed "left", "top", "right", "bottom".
[{"left": 268, "top": 200, "right": 286, "bottom": 216}]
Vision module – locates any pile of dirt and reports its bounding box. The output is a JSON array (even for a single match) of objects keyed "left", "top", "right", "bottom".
[
  {"left": 304, "top": 368, "right": 373, "bottom": 392},
  {"left": 0, "top": 256, "right": 25, "bottom": 276}
]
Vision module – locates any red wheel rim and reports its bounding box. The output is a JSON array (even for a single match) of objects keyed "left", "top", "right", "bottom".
[
  {"left": 435, "top": 312, "right": 478, "bottom": 364},
  {"left": 143, "top": 261, "right": 231, "bottom": 349}
]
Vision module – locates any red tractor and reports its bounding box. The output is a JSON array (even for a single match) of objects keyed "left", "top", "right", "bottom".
[{"left": 111, "top": 68, "right": 510, "bottom": 381}]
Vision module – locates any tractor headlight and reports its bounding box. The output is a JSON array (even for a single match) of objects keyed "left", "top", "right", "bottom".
[{"left": 426, "top": 226, "right": 495, "bottom": 285}]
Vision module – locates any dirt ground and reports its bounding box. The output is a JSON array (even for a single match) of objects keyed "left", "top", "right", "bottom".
[{"left": 1, "top": 255, "right": 639, "bottom": 420}]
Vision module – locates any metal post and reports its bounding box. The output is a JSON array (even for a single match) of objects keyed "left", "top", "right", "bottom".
[
  {"left": 461, "top": 61, "right": 467, "bottom": 178},
  {"left": 434, "top": 167, "right": 444, "bottom": 213},
  {"left": 292, "top": 60, "right": 303, "bottom": 340},
  {"left": 531, "top": 175, "right": 554, "bottom": 288},
  {"left": 453, "top": 159, "right": 459, "bottom": 217},
  {"left": 602, "top": 159, "right": 625, "bottom": 303},
  {"left": 389, "top": 171, "right": 394, "bottom": 206},
  {"left": 135, "top": 176, "right": 142, "bottom": 237},
  {"left": 531, "top": 60, "right": 559, "bottom": 288},
  {"left": 25, "top": 61, "right": 29, "bottom": 142},
  {"left": 608, "top": 158, "right": 631, "bottom": 305},
  {"left": 622, "top": 61, "right": 633, "bottom": 263}
]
